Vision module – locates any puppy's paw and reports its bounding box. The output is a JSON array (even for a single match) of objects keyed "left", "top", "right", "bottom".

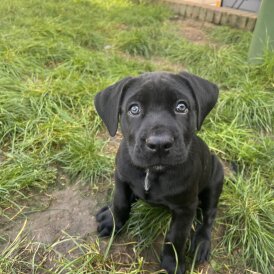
[
  {"left": 195, "top": 238, "right": 210, "bottom": 263},
  {"left": 96, "top": 206, "right": 117, "bottom": 237},
  {"left": 160, "top": 255, "right": 185, "bottom": 274},
  {"left": 191, "top": 232, "right": 211, "bottom": 263}
]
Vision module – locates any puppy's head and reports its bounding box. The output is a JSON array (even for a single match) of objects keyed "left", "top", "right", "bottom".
[{"left": 95, "top": 72, "right": 218, "bottom": 170}]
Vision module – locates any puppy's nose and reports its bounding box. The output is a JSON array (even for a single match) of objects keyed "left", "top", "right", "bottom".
[{"left": 146, "top": 135, "right": 174, "bottom": 152}]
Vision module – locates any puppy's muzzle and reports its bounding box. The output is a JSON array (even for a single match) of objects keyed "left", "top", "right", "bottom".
[{"left": 145, "top": 134, "right": 174, "bottom": 154}]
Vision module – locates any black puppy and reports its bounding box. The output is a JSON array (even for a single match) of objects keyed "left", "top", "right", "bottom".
[{"left": 94, "top": 71, "right": 224, "bottom": 274}]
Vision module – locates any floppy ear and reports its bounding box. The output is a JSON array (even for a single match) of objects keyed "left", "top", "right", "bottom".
[
  {"left": 179, "top": 72, "right": 219, "bottom": 130},
  {"left": 94, "top": 77, "right": 133, "bottom": 137}
]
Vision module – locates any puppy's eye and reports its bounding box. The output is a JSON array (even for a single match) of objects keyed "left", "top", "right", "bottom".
[
  {"left": 128, "top": 104, "right": 141, "bottom": 116},
  {"left": 175, "top": 101, "right": 188, "bottom": 114}
]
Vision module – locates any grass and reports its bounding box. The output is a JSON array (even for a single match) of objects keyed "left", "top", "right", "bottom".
[
  {"left": 220, "top": 169, "right": 273, "bottom": 274},
  {"left": 127, "top": 202, "right": 170, "bottom": 251},
  {"left": 0, "top": 0, "right": 273, "bottom": 273},
  {"left": 215, "top": 87, "right": 273, "bottom": 132}
]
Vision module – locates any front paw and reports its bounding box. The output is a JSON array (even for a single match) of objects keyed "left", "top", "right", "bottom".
[
  {"left": 96, "top": 206, "right": 121, "bottom": 237},
  {"left": 161, "top": 255, "right": 185, "bottom": 274},
  {"left": 191, "top": 232, "right": 211, "bottom": 263}
]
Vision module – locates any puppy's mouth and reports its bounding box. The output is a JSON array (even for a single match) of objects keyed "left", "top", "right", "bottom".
[
  {"left": 148, "top": 165, "right": 167, "bottom": 172},
  {"left": 146, "top": 164, "right": 170, "bottom": 173}
]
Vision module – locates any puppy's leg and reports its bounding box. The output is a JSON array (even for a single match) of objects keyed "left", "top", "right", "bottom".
[
  {"left": 161, "top": 205, "right": 196, "bottom": 274},
  {"left": 191, "top": 155, "right": 224, "bottom": 263},
  {"left": 96, "top": 172, "right": 133, "bottom": 237}
]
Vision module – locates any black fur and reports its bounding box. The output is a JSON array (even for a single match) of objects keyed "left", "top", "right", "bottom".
[{"left": 94, "top": 71, "right": 224, "bottom": 274}]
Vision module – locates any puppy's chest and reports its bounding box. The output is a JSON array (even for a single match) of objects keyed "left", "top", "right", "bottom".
[{"left": 128, "top": 171, "right": 183, "bottom": 206}]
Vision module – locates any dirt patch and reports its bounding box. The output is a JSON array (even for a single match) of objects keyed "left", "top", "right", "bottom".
[
  {"left": 174, "top": 18, "right": 216, "bottom": 46},
  {"left": 0, "top": 183, "right": 109, "bottom": 253},
  {"left": 0, "top": 180, "right": 166, "bottom": 272}
]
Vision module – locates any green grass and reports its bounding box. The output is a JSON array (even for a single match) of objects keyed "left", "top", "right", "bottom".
[
  {"left": 220, "top": 169, "right": 274, "bottom": 274},
  {"left": 215, "top": 88, "right": 273, "bottom": 132},
  {"left": 0, "top": 0, "right": 273, "bottom": 273},
  {"left": 0, "top": 221, "right": 32, "bottom": 273},
  {"left": 127, "top": 201, "right": 170, "bottom": 251}
]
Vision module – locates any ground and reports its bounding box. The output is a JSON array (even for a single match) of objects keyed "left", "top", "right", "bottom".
[
  {"left": 0, "top": 1, "right": 273, "bottom": 273},
  {"left": 0, "top": 123, "right": 224, "bottom": 273}
]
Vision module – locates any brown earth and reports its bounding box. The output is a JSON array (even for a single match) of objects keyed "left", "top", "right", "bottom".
[
  {"left": 0, "top": 182, "right": 106, "bottom": 251},
  {"left": 169, "top": 17, "right": 217, "bottom": 46},
  {"left": 179, "top": 19, "right": 213, "bottom": 45}
]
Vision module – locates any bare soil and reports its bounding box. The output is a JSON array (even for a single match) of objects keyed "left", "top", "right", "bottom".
[
  {"left": 0, "top": 183, "right": 105, "bottom": 250},
  {"left": 172, "top": 18, "right": 219, "bottom": 47},
  {"left": 180, "top": 20, "right": 211, "bottom": 44}
]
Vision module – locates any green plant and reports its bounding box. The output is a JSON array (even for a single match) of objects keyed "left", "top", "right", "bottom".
[
  {"left": 127, "top": 201, "right": 170, "bottom": 251},
  {"left": 219, "top": 169, "right": 274, "bottom": 273},
  {"left": 216, "top": 88, "right": 273, "bottom": 132}
]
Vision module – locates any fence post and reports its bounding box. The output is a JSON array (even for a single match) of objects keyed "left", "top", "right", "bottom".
[{"left": 248, "top": 0, "right": 274, "bottom": 64}]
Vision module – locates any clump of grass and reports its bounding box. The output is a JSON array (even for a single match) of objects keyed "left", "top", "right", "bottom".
[
  {"left": 250, "top": 49, "right": 274, "bottom": 88},
  {"left": 116, "top": 27, "right": 163, "bottom": 58},
  {"left": 0, "top": 220, "right": 33, "bottom": 273},
  {"left": 200, "top": 119, "right": 273, "bottom": 172},
  {"left": 50, "top": 231, "right": 145, "bottom": 274},
  {"left": 126, "top": 201, "right": 170, "bottom": 251},
  {"left": 219, "top": 169, "right": 273, "bottom": 274},
  {"left": 110, "top": 2, "right": 171, "bottom": 27},
  {"left": 59, "top": 133, "right": 113, "bottom": 183},
  {"left": 0, "top": 152, "right": 56, "bottom": 208},
  {"left": 1, "top": 229, "right": 147, "bottom": 273},
  {"left": 50, "top": 237, "right": 109, "bottom": 274},
  {"left": 207, "top": 25, "right": 251, "bottom": 48},
  {"left": 216, "top": 88, "right": 273, "bottom": 132}
]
